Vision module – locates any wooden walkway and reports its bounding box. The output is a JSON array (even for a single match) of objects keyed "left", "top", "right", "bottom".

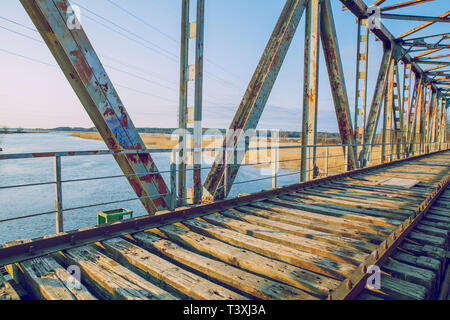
[{"left": 1, "top": 151, "right": 449, "bottom": 300}]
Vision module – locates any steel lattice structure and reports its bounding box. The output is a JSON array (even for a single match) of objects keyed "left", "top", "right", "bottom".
[{"left": 18, "top": 0, "right": 449, "bottom": 216}]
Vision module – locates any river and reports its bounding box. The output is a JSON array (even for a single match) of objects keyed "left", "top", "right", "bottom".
[{"left": 0, "top": 132, "right": 299, "bottom": 244}]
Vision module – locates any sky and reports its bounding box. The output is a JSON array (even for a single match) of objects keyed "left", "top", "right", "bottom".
[{"left": 0, "top": 0, "right": 448, "bottom": 132}]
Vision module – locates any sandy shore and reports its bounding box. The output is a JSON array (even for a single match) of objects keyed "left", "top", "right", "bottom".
[{"left": 70, "top": 132, "right": 382, "bottom": 174}]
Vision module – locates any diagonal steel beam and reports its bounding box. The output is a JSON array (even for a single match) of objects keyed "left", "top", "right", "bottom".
[
  {"left": 360, "top": 45, "right": 394, "bottom": 166},
  {"left": 398, "top": 10, "right": 450, "bottom": 39},
  {"left": 380, "top": 0, "right": 435, "bottom": 12},
  {"left": 320, "top": 0, "right": 357, "bottom": 171},
  {"left": 21, "top": 0, "right": 170, "bottom": 214},
  {"left": 202, "top": 0, "right": 307, "bottom": 199}
]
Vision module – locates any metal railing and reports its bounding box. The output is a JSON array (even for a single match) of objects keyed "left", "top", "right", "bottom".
[{"left": 0, "top": 140, "right": 448, "bottom": 235}]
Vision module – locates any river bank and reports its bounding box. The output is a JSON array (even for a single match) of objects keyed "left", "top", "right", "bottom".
[{"left": 70, "top": 132, "right": 367, "bottom": 174}]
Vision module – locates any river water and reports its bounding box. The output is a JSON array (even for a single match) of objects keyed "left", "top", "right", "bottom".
[{"left": 0, "top": 132, "right": 299, "bottom": 244}]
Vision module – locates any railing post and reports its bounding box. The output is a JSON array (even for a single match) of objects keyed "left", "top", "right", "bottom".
[
  {"left": 325, "top": 146, "right": 329, "bottom": 176},
  {"left": 272, "top": 147, "right": 278, "bottom": 189},
  {"left": 223, "top": 150, "right": 228, "bottom": 198},
  {"left": 54, "top": 155, "right": 63, "bottom": 233},
  {"left": 344, "top": 145, "right": 349, "bottom": 172},
  {"left": 169, "top": 151, "right": 177, "bottom": 210}
]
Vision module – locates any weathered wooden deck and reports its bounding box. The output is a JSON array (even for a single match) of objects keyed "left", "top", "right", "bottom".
[{"left": 1, "top": 151, "right": 449, "bottom": 300}]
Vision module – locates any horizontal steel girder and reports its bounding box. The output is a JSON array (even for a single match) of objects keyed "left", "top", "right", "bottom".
[{"left": 21, "top": 0, "right": 170, "bottom": 214}]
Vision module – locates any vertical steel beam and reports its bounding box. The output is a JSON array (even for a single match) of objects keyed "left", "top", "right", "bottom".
[
  {"left": 320, "top": 0, "right": 357, "bottom": 171},
  {"left": 301, "top": 0, "right": 321, "bottom": 182},
  {"left": 360, "top": 45, "right": 393, "bottom": 166},
  {"left": 203, "top": 0, "right": 307, "bottom": 199},
  {"left": 382, "top": 62, "right": 394, "bottom": 162},
  {"left": 21, "top": 0, "right": 170, "bottom": 215},
  {"left": 406, "top": 76, "right": 423, "bottom": 153},
  {"left": 414, "top": 82, "right": 426, "bottom": 154},
  {"left": 353, "top": 18, "right": 369, "bottom": 146},
  {"left": 178, "top": 0, "right": 189, "bottom": 206},
  {"left": 193, "top": 0, "right": 205, "bottom": 204},
  {"left": 54, "top": 156, "right": 63, "bottom": 233}
]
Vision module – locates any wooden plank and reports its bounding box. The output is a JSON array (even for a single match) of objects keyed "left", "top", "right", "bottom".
[
  {"left": 429, "top": 208, "right": 450, "bottom": 218},
  {"left": 58, "top": 245, "right": 175, "bottom": 300},
  {"left": 383, "top": 259, "right": 436, "bottom": 293},
  {"left": 392, "top": 252, "right": 441, "bottom": 275},
  {"left": 337, "top": 180, "right": 426, "bottom": 197},
  {"left": 329, "top": 182, "right": 425, "bottom": 200},
  {"left": 321, "top": 183, "right": 423, "bottom": 204},
  {"left": 11, "top": 256, "right": 96, "bottom": 300},
  {"left": 424, "top": 214, "right": 450, "bottom": 224},
  {"left": 271, "top": 197, "right": 403, "bottom": 227},
  {"left": 420, "top": 219, "right": 450, "bottom": 231},
  {"left": 202, "top": 213, "right": 368, "bottom": 265},
  {"left": 221, "top": 209, "right": 376, "bottom": 253},
  {"left": 276, "top": 194, "right": 410, "bottom": 221},
  {"left": 366, "top": 274, "right": 427, "bottom": 300},
  {"left": 408, "top": 231, "right": 446, "bottom": 248},
  {"left": 181, "top": 218, "right": 356, "bottom": 280},
  {"left": 238, "top": 205, "right": 386, "bottom": 243},
  {"left": 288, "top": 191, "right": 415, "bottom": 216},
  {"left": 0, "top": 273, "right": 20, "bottom": 300},
  {"left": 415, "top": 224, "right": 449, "bottom": 238},
  {"left": 400, "top": 243, "right": 446, "bottom": 263},
  {"left": 378, "top": 178, "right": 419, "bottom": 188},
  {"left": 101, "top": 237, "right": 245, "bottom": 300},
  {"left": 157, "top": 223, "right": 340, "bottom": 298},
  {"left": 308, "top": 186, "right": 418, "bottom": 209},
  {"left": 252, "top": 201, "right": 393, "bottom": 236},
  {"left": 131, "top": 231, "right": 318, "bottom": 300}
]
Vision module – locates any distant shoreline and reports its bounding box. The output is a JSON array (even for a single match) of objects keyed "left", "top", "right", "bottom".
[
  {"left": 70, "top": 132, "right": 353, "bottom": 174},
  {"left": 0, "top": 131, "right": 50, "bottom": 134}
]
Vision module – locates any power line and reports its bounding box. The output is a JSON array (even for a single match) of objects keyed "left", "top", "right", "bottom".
[
  {"left": 71, "top": 0, "right": 178, "bottom": 61},
  {"left": 0, "top": 47, "right": 176, "bottom": 104},
  {"left": 0, "top": 25, "right": 42, "bottom": 43},
  {"left": 0, "top": 16, "right": 237, "bottom": 108},
  {"left": 105, "top": 0, "right": 179, "bottom": 44},
  {"left": 80, "top": 1, "right": 248, "bottom": 90}
]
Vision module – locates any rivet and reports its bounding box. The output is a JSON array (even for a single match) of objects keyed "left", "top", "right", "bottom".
[
  {"left": 362, "top": 265, "right": 367, "bottom": 274},
  {"left": 383, "top": 241, "right": 388, "bottom": 250},
  {"left": 400, "top": 224, "right": 403, "bottom": 231},
  {"left": 392, "top": 232, "right": 396, "bottom": 241},
  {"left": 346, "top": 279, "right": 353, "bottom": 290},
  {"left": 374, "top": 250, "right": 379, "bottom": 259}
]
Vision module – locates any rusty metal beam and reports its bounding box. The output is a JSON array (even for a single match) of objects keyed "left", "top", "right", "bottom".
[
  {"left": 202, "top": 0, "right": 307, "bottom": 199},
  {"left": 398, "top": 10, "right": 450, "bottom": 39},
  {"left": 177, "top": 0, "right": 189, "bottom": 206},
  {"left": 380, "top": 0, "right": 434, "bottom": 12},
  {"left": 320, "top": 0, "right": 357, "bottom": 170},
  {"left": 381, "top": 13, "right": 450, "bottom": 23},
  {"left": 193, "top": 0, "right": 205, "bottom": 204},
  {"left": 360, "top": 45, "right": 393, "bottom": 165},
  {"left": 21, "top": 0, "right": 170, "bottom": 214},
  {"left": 301, "top": 0, "right": 321, "bottom": 181}
]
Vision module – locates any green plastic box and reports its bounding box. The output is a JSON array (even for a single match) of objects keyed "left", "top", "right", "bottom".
[{"left": 97, "top": 208, "right": 133, "bottom": 225}]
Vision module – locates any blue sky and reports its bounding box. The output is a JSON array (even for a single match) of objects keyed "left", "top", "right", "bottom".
[{"left": 0, "top": 0, "right": 448, "bottom": 132}]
